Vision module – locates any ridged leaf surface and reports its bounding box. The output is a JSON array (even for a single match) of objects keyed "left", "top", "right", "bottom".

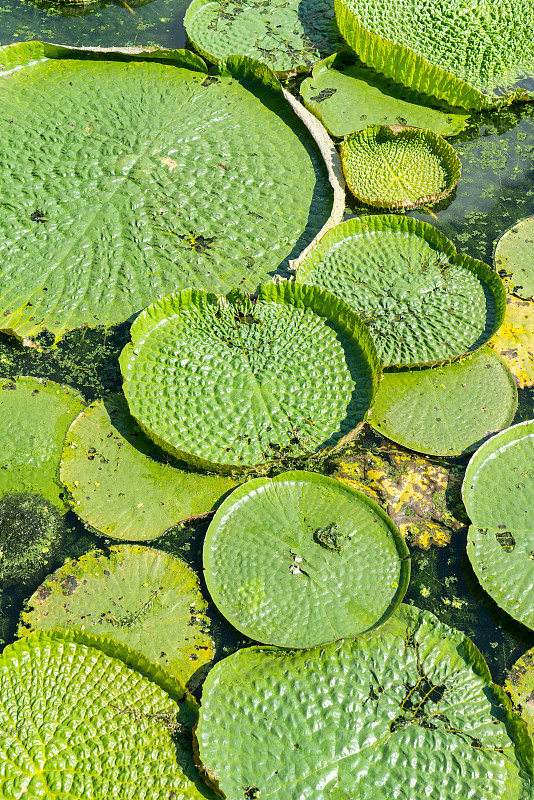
[
  {"left": 185, "top": 0, "right": 339, "bottom": 74},
  {"left": 296, "top": 215, "right": 505, "bottom": 367},
  {"left": 0, "top": 376, "right": 84, "bottom": 511},
  {"left": 18, "top": 545, "right": 214, "bottom": 689},
  {"left": 506, "top": 649, "right": 534, "bottom": 743},
  {"left": 203, "top": 470, "right": 409, "bottom": 647},
  {"left": 340, "top": 125, "right": 461, "bottom": 209},
  {"left": 369, "top": 348, "right": 517, "bottom": 456},
  {"left": 463, "top": 420, "right": 534, "bottom": 630},
  {"left": 0, "top": 44, "right": 333, "bottom": 340},
  {"left": 334, "top": 0, "right": 534, "bottom": 109},
  {"left": 120, "top": 284, "right": 381, "bottom": 472},
  {"left": 60, "top": 395, "right": 238, "bottom": 541},
  {"left": 196, "top": 604, "right": 533, "bottom": 800},
  {"left": 495, "top": 217, "right": 534, "bottom": 300},
  {"left": 301, "top": 53, "right": 469, "bottom": 138},
  {"left": 0, "top": 632, "right": 215, "bottom": 799}
]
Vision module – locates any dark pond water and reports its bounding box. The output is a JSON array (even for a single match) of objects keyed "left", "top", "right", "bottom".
[{"left": 0, "top": 3, "right": 534, "bottom": 687}]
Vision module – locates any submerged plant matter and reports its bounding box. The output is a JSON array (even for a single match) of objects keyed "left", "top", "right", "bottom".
[
  {"left": 120, "top": 284, "right": 380, "bottom": 472},
  {"left": 203, "top": 470, "right": 410, "bottom": 647}
]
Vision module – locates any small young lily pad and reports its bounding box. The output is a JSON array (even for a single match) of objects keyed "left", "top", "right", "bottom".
[
  {"left": 295, "top": 215, "right": 505, "bottom": 368},
  {"left": 196, "top": 604, "right": 533, "bottom": 800},
  {"left": 19, "top": 545, "right": 214, "bottom": 690},
  {"left": 203, "top": 470, "right": 410, "bottom": 648},
  {"left": 60, "top": 395, "right": 239, "bottom": 541},
  {"left": 120, "top": 284, "right": 381, "bottom": 473},
  {"left": 0, "top": 631, "right": 216, "bottom": 800},
  {"left": 369, "top": 348, "right": 517, "bottom": 456},
  {"left": 301, "top": 52, "right": 470, "bottom": 139},
  {"left": 0, "top": 376, "right": 85, "bottom": 512},
  {"left": 506, "top": 649, "right": 534, "bottom": 743},
  {"left": 463, "top": 420, "right": 534, "bottom": 630},
  {"left": 495, "top": 217, "right": 534, "bottom": 300},
  {"left": 340, "top": 124, "right": 461, "bottom": 209},
  {"left": 185, "top": 0, "right": 339, "bottom": 76}
]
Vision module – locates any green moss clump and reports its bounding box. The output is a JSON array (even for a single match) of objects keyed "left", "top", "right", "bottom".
[{"left": 0, "top": 493, "right": 64, "bottom": 584}]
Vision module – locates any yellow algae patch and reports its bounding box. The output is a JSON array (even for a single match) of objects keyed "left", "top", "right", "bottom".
[
  {"left": 490, "top": 296, "right": 534, "bottom": 388},
  {"left": 334, "top": 437, "right": 466, "bottom": 550}
]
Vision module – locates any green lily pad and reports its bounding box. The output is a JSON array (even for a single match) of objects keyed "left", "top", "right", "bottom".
[
  {"left": 0, "top": 376, "right": 85, "bottom": 512},
  {"left": 334, "top": 0, "right": 534, "bottom": 110},
  {"left": 295, "top": 215, "right": 505, "bottom": 368},
  {"left": 301, "top": 52, "right": 470, "bottom": 139},
  {"left": 495, "top": 217, "right": 534, "bottom": 300},
  {"left": 185, "top": 0, "right": 340, "bottom": 75},
  {"left": 203, "top": 470, "right": 409, "bottom": 648},
  {"left": 506, "top": 649, "right": 534, "bottom": 743},
  {"left": 369, "top": 348, "right": 517, "bottom": 457},
  {"left": 463, "top": 420, "right": 534, "bottom": 630},
  {"left": 0, "top": 42, "right": 334, "bottom": 342},
  {"left": 340, "top": 125, "right": 461, "bottom": 209},
  {"left": 60, "top": 395, "right": 238, "bottom": 541},
  {"left": 119, "top": 284, "right": 381, "bottom": 473},
  {"left": 0, "top": 630, "right": 215, "bottom": 799},
  {"left": 18, "top": 544, "right": 214, "bottom": 689},
  {"left": 196, "top": 604, "right": 533, "bottom": 800}
]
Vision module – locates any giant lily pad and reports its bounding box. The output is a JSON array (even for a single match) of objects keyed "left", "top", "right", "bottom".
[
  {"left": 369, "top": 348, "right": 517, "bottom": 456},
  {"left": 0, "top": 630, "right": 215, "bottom": 799},
  {"left": 119, "top": 284, "right": 381, "bottom": 473},
  {"left": 463, "top": 420, "right": 534, "bottom": 630},
  {"left": 0, "top": 42, "right": 335, "bottom": 341},
  {"left": 60, "top": 395, "right": 238, "bottom": 541},
  {"left": 195, "top": 604, "right": 533, "bottom": 800},
  {"left": 203, "top": 470, "right": 409, "bottom": 648},
  {"left": 301, "top": 53, "right": 470, "bottom": 139},
  {"left": 0, "top": 376, "right": 84, "bottom": 512},
  {"left": 334, "top": 0, "right": 534, "bottom": 110},
  {"left": 18, "top": 545, "right": 214, "bottom": 689},
  {"left": 340, "top": 125, "right": 461, "bottom": 209},
  {"left": 495, "top": 217, "right": 534, "bottom": 300},
  {"left": 185, "top": 0, "right": 339, "bottom": 75},
  {"left": 295, "top": 215, "right": 505, "bottom": 368}
]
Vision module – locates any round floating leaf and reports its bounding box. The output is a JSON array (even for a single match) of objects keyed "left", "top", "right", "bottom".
[
  {"left": 0, "top": 43, "right": 334, "bottom": 341},
  {"left": 296, "top": 215, "right": 505, "bottom": 368},
  {"left": 490, "top": 297, "right": 534, "bottom": 389},
  {"left": 334, "top": 0, "right": 534, "bottom": 110},
  {"left": 60, "top": 395, "right": 239, "bottom": 541},
  {"left": 495, "top": 217, "right": 534, "bottom": 300},
  {"left": 301, "top": 53, "right": 470, "bottom": 139},
  {"left": 0, "top": 631, "right": 215, "bottom": 799},
  {"left": 185, "top": 0, "right": 340, "bottom": 75},
  {"left": 196, "top": 604, "right": 533, "bottom": 800},
  {"left": 120, "top": 284, "right": 381, "bottom": 473},
  {"left": 369, "top": 348, "right": 517, "bottom": 457},
  {"left": 19, "top": 545, "right": 214, "bottom": 690},
  {"left": 340, "top": 125, "right": 461, "bottom": 209},
  {"left": 463, "top": 420, "right": 534, "bottom": 630},
  {"left": 0, "top": 376, "right": 85, "bottom": 512},
  {"left": 203, "top": 470, "right": 409, "bottom": 648},
  {"left": 506, "top": 649, "right": 534, "bottom": 743}
]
